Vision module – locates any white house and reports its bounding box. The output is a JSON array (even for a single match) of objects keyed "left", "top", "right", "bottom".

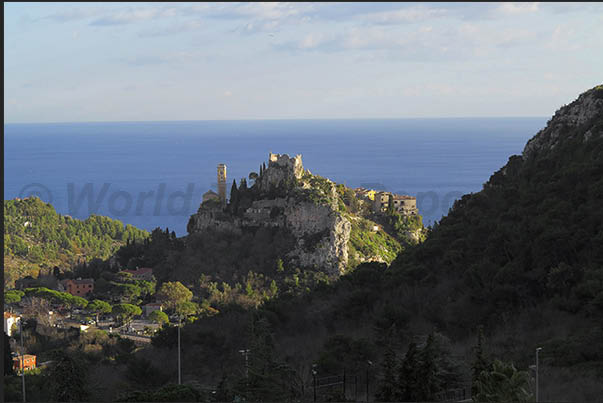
[{"left": 4, "top": 312, "right": 21, "bottom": 336}]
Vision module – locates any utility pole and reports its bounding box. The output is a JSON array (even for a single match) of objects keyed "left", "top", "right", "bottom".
[
  {"left": 178, "top": 315, "right": 181, "bottom": 385},
  {"left": 20, "top": 317, "right": 26, "bottom": 402},
  {"left": 536, "top": 347, "right": 543, "bottom": 402}
]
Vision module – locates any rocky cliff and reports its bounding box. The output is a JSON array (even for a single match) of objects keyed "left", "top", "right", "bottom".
[
  {"left": 188, "top": 153, "right": 352, "bottom": 276},
  {"left": 523, "top": 85, "right": 603, "bottom": 160}
]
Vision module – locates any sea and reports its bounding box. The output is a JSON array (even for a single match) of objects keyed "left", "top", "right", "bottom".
[{"left": 4, "top": 118, "right": 546, "bottom": 236}]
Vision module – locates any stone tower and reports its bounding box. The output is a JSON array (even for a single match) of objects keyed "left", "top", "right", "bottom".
[{"left": 217, "top": 163, "right": 227, "bottom": 206}]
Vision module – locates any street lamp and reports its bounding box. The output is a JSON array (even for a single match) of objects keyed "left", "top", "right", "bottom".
[
  {"left": 312, "top": 364, "right": 318, "bottom": 403},
  {"left": 536, "top": 347, "right": 543, "bottom": 402},
  {"left": 20, "top": 317, "right": 26, "bottom": 402}
]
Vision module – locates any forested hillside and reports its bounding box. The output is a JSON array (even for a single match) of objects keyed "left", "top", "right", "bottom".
[
  {"left": 4, "top": 197, "right": 149, "bottom": 288},
  {"left": 139, "top": 85, "right": 603, "bottom": 402}
]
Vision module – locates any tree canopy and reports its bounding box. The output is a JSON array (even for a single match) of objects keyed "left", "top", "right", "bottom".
[
  {"left": 148, "top": 310, "right": 169, "bottom": 324},
  {"left": 112, "top": 304, "right": 142, "bottom": 324},
  {"left": 156, "top": 281, "right": 193, "bottom": 312}
]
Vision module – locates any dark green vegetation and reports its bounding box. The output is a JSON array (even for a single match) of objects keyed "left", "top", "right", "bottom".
[
  {"left": 139, "top": 86, "right": 603, "bottom": 401},
  {"left": 3, "top": 324, "right": 139, "bottom": 402},
  {"left": 4, "top": 197, "right": 149, "bottom": 288},
  {"left": 4, "top": 86, "right": 602, "bottom": 402},
  {"left": 116, "top": 225, "right": 330, "bottom": 311}
]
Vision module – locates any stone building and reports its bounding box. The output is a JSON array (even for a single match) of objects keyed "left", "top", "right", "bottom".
[
  {"left": 354, "top": 188, "right": 376, "bottom": 201},
  {"left": 373, "top": 191, "right": 418, "bottom": 215},
  {"left": 60, "top": 278, "right": 94, "bottom": 297},
  {"left": 120, "top": 267, "right": 154, "bottom": 281},
  {"left": 202, "top": 190, "right": 220, "bottom": 204}
]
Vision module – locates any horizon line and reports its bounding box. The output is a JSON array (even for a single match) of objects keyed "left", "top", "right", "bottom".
[{"left": 4, "top": 116, "right": 548, "bottom": 125}]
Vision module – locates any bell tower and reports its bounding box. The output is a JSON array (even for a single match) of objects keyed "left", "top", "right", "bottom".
[{"left": 217, "top": 163, "right": 227, "bottom": 206}]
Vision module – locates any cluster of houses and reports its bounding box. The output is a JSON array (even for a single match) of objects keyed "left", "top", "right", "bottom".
[
  {"left": 4, "top": 313, "right": 37, "bottom": 372},
  {"left": 354, "top": 188, "right": 418, "bottom": 215},
  {"left": 5, "top": 267, "right": 164, "bottom": 372}
]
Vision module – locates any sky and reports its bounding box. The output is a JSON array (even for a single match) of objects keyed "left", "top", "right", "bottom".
[{"left": 4, "top": 2, "right": 603, "bottom": 123}]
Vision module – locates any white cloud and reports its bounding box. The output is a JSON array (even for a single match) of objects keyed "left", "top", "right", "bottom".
[
  {"left": 496, "top": 2, "right": 540, "bottom": 15},
  {"left": 299, "top": 33, "right": 325, "bottom": 49},
  {"left": 547, "top": 25, "right": 580, "bottom": 51},
  {"left": 230, "top": 2, "right": 308, "bottom": 20},
  {"left": 91, "top": 7, "right": 180, "bottom": 26},
  {"left": 45, "top": 6, "right": 106, "bottom": 22},
  {"left": 138, "top": 20, "right": 203, "bottom": 37},
  {"left": 365, "top": 6, "right": 448, "bottom": 24}
]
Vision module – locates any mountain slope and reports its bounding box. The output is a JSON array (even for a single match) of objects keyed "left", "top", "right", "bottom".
[
  {"left": 392, "top": 84, "right": 603, "bottom": 326},
  {"left": 4, "top": 197, "right": 149, "bottom": 288},
  {"left": 149, "top": 85, "right": 603, "bottom": 401}
]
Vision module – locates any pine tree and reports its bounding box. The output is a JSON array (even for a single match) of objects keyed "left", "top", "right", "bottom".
[
  {"left": 240, "top": 316, "right": 294, "bottom": 401},
  {"left": 397, "top": 342, "right": 419, "bottom": 401},
  {"left": 472, "top": 326, "right": 490, "bottom": 397},
  {"left": 375, "top": 326, "right": 397, "bottom": 402},
  {"left": 230, "top": 180, "right": 239, "bottom": 211},
  {"left": 417, "top": 334, "right": 439, "bottom": 401}
]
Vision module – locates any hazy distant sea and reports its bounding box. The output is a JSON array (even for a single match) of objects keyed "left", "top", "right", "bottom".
[{"left": 4, "top": 118, "right": 546, "bottom": 236}]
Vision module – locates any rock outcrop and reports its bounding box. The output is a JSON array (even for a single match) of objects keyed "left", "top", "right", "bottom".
[
  {"left": 523, "top": 85, "right": 603, "bottom": 160},
  {"left": 188, "top": 153, "right": 351, "bottom": 276}
]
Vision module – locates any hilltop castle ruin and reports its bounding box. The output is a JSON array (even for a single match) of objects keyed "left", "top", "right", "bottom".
[{"left": 190, "top": 152, "right": 421, "bottom": 276}]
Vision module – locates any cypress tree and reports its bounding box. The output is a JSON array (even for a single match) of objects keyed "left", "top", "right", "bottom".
[
  {"left": 375, "top": 326, "right": 397, "bottom": 402},
  {"left": 4, "top": 333, "right": 13, "bottom": 375},
  {"left": 230, "top": 180, "right": 239, "bottom": 210},
  {"left": 397, "top": 342, "right": 419, "bottom": 401},
  {"left": 417, "top": 334, "right": 439, "bottom": 401},
  {"left": 471, "top": 326, "right": 489, "bottom": 397},
  {"left": 387, "top": 194, "right": 395, "bottom": 215}
]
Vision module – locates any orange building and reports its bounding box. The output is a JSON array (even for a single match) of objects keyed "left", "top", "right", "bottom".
[
  {"left": 61, "top": 278, "right": 94, "bottom": 296},
  {"left": 13, "top": 354, "right": 37, "bottom": 371}
]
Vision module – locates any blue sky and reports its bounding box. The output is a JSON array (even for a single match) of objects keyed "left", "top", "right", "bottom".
[{"left": 4, "top": 2, "right": 603, "bottom": 123}]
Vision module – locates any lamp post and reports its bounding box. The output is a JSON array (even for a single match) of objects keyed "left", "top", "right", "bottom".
[
  {"left": 312, "top": 364, "right": 317, "bottom": 403},
  {"left": 536, "top": 347, "right": 543, "bottom": 402},
  {"left": 20, "top": 317, "right": 26, "bottom": 402}
]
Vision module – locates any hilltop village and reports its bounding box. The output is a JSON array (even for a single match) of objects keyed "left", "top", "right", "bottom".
[
  {"left": 201, "top": 153, "right": 418, "bottom": 218},
  {"left": 189, "top": 152, "right": 423, "bottom": 276}
]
